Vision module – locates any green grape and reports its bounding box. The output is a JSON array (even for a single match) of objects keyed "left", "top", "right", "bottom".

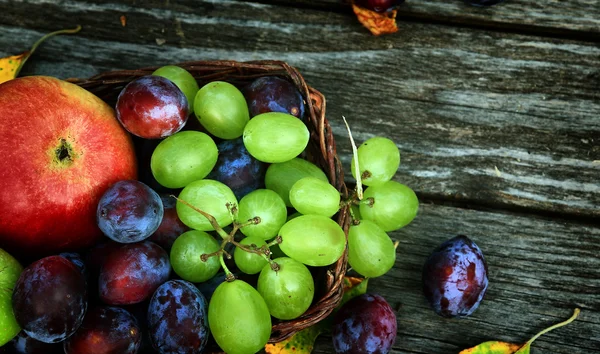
[
  {"left": 257, "top": 257, "right": 314, "bottom": 320},
  {"left": 278, "top": 215, "right": 346, "bottom": 267},
  {"left": 347, "top": 219, "right": 395, "bottom": 278},
  {"left": 265, "top": 158, "right": 328, "bottom": 207},
  {"left": 237, "top": 189, "right": 287, "bottom": 240},
  {"left": 150, "top": 131, "right": 218, "bottom": 189},
  {"left": 243, "top": 112, "right": 309, "bottom": 163},
  {"left": 351, "top": 136, "right": 400, "bottom": 186},
  {"left": 208, "top": 279, "right": 271, "bottom": 354},
  {"left": 289, "top": 176, "right": 340, "bottom": 217},
  {"left": 176, "top": 179, "right": 237, "bottom": 231},
  {"left": 152, "top": 65, "right": 199, "bottom": 111},
  {"left": 234, "top": 236, "right": 269, "bottom": 275},
  {"left": 359, "top": 181, "right": 418, "bottom": 232},
  {"left": 170, "top": 230, "right": 220, "bottom": 282},
  {"left": 194, "top": 81, "right": 249, "bottom": 139}
]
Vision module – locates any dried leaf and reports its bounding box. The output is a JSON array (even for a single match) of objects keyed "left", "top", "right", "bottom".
[
  {"left": 0, "top": 26, "right": 81, "bottom": 85},
  {"left": 351, "top": 2, "right": 398, "bottom": 36},
  {"left": 120, "top": 15, "right": 127, "bottom": 27},
  {"left": 459, "top": 309, "right": 580, "bottom": 354},
  {"left": 264, "top": 323, "right": 323, "bottom": 354},
  {"left": 264, "top": 276, "right": 368, "bottom": 354},
  {"left": 339, "top": 276, "right": 369, "bottom": 308}
]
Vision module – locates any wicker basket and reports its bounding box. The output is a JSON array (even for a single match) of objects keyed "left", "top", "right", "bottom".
[{"left": 68, "top": 60, "right": 351, "bottom": 345}]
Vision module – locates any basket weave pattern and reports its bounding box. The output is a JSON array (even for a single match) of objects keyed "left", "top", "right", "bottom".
[{"left": 69, "top": 60, "right": 350, "bottom": 344}]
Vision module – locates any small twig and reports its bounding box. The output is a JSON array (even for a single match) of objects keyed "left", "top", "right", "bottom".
[
  {"left": 267, "top": 236, "right": 282, "bottom": 247},
  {"left": 170, "top": 195, "right": 229, "bottom": 239},
  {"left": 342, "top": 115, "right": 363, "bottom": 200}
]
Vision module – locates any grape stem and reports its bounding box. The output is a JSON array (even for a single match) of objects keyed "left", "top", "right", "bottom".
[
  {"left": 169, "top": 195, "right": 276, "bottom": 279},
  {"left": 342, "top": 115, "right": 363, "bottom": 200}
]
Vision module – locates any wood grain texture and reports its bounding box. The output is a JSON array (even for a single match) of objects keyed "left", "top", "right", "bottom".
[
  {"left": 252, "top": 0, "right": 600, "bottom": 38},
  {"left": 313, "top": 203, "right": 600, "bottom": 353},
  {"left": 2, "top": 0, "right": 598, "bottom": 217}
]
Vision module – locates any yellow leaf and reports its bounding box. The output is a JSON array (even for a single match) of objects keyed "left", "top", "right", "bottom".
[
  {"left": 0, "top": 26, "right": 82, "bottom": 85},
  {"left": 265, "top": 324, "right": 323, "bottom": 354},
  {"left": 351, "top": 2, "right": 398, "bottom": 36}
]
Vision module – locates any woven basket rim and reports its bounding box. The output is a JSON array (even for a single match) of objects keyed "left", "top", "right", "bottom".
[{"left": 71, "top": 59, "right": 350, "bottom": 345}]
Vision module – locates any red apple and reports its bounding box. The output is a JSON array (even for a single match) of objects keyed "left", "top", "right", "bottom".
[{"left": 0, "top": 76, "right": 137, "bottom": 256}]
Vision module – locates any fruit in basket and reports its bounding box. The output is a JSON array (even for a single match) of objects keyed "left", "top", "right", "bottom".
[
  {"left": 351, "top": 136, "right": 400, "bottom": 186},
  {"left": 152, "top": 65, "right": 199, "bottom": 112},
  {"left": 422, "top": 235, "right": 488, "bottom": 318},
  {"left": 12, "top": 256, "right": 87, "bottom": 343},
  {"left": 97, "top": 180, "right": 164, "bottom": 244},
  {"left": 8, "top": 331, "right": 64, "bottom": 354},
  {"left": 116, "top": 75, "right": 189, "bottom": 139},
  {"left": 147, "top": 280, "right": 209, "bottom": 354},
  {"left": 170, "top": 230, "right": 221, "bottom": 282},
  {"left": 150, "top": 130, "right": 218, "bottom": 189},
  {"left": 194, "top": 81, "right": 249, "bottom": 139},
  {"left": 63, "top": 306, "right": 141, "bottom": 354},
  {"left": 208, "top": 279, "right": 271, "bottom": 354},
  {"left": 332, "top": 293, "right": 397, "bottom": 354},
  {"left": 289, "top": 176, "right": 341, "bottom": 217},
  {"left": 99, "top": 241, "right": 170, "bottom": 305},
  {"left": 0, "top": 248, "right": 23, "bottom": 346},
  {"left": 359, "top": 181, "right": 419, "bottom": 231},
  {"left": 243, "top": 112, "right": 310, "bottom": 163},
  {"left": 279, "top": 214, "right": 346, "bottom": 267},
  {"left": 176, "top": 179, "right": 237, "bottom": 231},
  {"left": 233, "top": 236, "right": 269, "bottom": 275},
  {"left": 347, "top": 219, "right": 396, "bottom": 278},
  {"left": 265, "top": 157, "right": 329, "bottom": 206},
  {"left": 237, "top": 189, "right": 287, "bottom": 240},
  {"left": 149, "top": 194, "right": 190, "bottom": 250},
  {"left": 257, "top": 257, "right": 314, "bottom": 320},
  {"left": 207, "top": 137, "right": 267, "bottom": 200},
  {"left": 0, "top": 76, "right": 137, "bottom": 255},
  {"left": 243, "top": 76, "right": 305, "bottom": 119}
]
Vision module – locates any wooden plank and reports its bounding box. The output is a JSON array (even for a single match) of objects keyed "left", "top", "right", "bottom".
[
  {"left": 251, "top": 0, "right": 600, "bottom": 37},
  {"left": 311, "top": 203, "right": 600, "bottom": 353},
  {"left": 1, "top": 0, "right": 599, "bottom": 218}
]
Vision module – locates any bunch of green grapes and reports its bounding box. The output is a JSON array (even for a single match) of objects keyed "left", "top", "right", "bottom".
[{"left": 147, "top": 67, "right": 417, "bottom": 354}]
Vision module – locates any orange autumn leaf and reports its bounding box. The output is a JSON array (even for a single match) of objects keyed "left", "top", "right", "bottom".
[
  {"left": 351, "top": 2, "right": 398, "bottom": 36},
  {"left": 0, "top": 26, "right": 81, "bottom": 85}
]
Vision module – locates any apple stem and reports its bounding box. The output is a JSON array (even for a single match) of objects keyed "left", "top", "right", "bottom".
[{"left": 526, "top": 308, "right": 580, "bottom": 346}]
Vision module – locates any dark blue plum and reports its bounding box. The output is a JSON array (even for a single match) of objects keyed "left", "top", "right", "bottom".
[
  {"left": 149, "top": 195, "right": 190, "bottom": 250},
  {"left": 64, "top": 306, "right": 141, "bottom": 354},
  {"left": 8, "top": 331, "right": 63, "bottom": 354},
  {"left": 147, "top": 280, "right": 209, "bottom": 354},
  {"left": 99, "top": 241, "right": 170, "bottom": 305},
  {"left": 422, "top": 235, "right": 488, "bottom": 318},
  {"left": 60, "top": 252, "right": 89, "bottom": 283},
  {"left": 355, "top": 0, "right": 405, "bottom": 12},
  {"left": 465, "top": 0, "right": 505, "bottom": 6},
  {"left": 12, "top": 256, "right": 88, "bottom": 343},
  {"left": 97, "top": 180, "right": 164, "bottom": 243},
  {"left": 332, "top": 294, "right": 397, "bottom": 354},
  {"left": 243, "top": 76, "right": 305, "bottom": 119},
  {"left": 207, "top": 137, "right": 267, "bottom": 200}
]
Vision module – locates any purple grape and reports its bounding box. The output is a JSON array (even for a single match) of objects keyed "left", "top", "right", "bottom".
[
  {"left": 99, "top": 241, "right": 170, "bottom": 305},
  {"left": 206, "top": 137, "right": 267, "bottom": 200},
  {"left": 243, "top": 76, "right": 305, "bottom": 119},
  {"left": 8, "top": 331, "right": 63, "bottom": 354},
  {"left": 97, "top": 180, "right": 164, "bottom": 243},
  {"left": 147, "top": 280, "right": 209, "bottom": 354},
  {"left": 148, "top": 195, "right": 190, "bottom": 250},
  {"left": 422, "top": 235, "right": 489, "bottom": 318},
  {"left": 64, "top": 306, "right": 141, "bottom": 354},
  {"left": 12, "top": 256, "right": 87, "bottom": 343},
  {"left": 332, "top": 293, "right": 397, "bottom": 354}
]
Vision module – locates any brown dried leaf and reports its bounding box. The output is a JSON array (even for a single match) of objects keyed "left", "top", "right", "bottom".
[{"left": 351, "top": 2, "right": 398, "bottom": 36}]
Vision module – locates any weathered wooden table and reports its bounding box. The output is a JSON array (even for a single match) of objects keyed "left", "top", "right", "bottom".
[{"left": 1, "top": 1, "right": 599, "bottom": 353}]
